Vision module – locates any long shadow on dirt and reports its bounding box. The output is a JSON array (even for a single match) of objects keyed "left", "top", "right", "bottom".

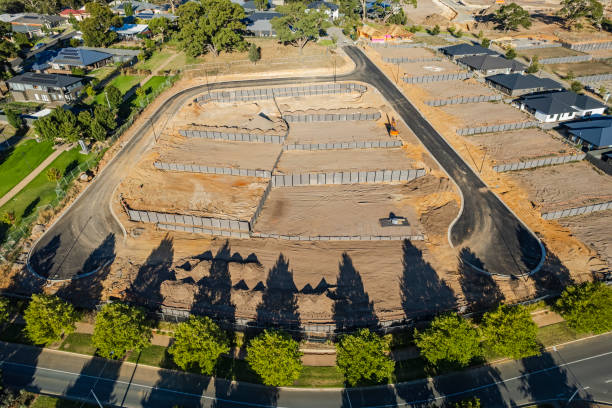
[{"left": 458, "top": 248, "right": 504, "bottom": 312}]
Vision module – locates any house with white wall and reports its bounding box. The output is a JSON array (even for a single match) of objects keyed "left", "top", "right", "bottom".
[{"left": 518, "top": 91, "right": 607, "bottom": 123}]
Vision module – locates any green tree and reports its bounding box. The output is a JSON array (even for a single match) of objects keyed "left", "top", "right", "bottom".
[
  {"left": 481, "top": 37, "right": 491, "bottom": 48},
  {"left": 168, "top": 316, "right": 229, "bottom": 375},
  {"left": 558, "top": 0, "right": 603, "bottom": 28},
  {"left": 46, "top": 167, "right": 62, "bottom": 181},
  {"left": 34, "top": 107, "right": 81, "bottom": 143},
  {"left": 94, "top": 105, "right": 117, "bottom": 130},
  {"left": 556, "top": 281, "right": 612, "bottom": 334},
  {"left": 271, "top": 3, "right": 329, "bottom": 52},
  {"left": 0, "top": 297, "right": 9, "bottom": 326},
  {"left": 78, "top": 110, "right": 92, "bottom": 128},
  {"left": 481, "top": 304, "right": 540, "bottom": 359},
  {"left": 494, "top": 3, "right": 531, "bottom": 31},
  {"left": 68, "top": 14, "right": 79, "bottom": 30},
  {"left": 69, "top": 38, "right": 80, "bottom": 48},
  {"left": 80, "top": 2, "right": 118, "bottom": 47},
  {"left": 526, "top": 55, "right": 539, "bottom": 73},
  {"left": 570, "top": 81, "right": 583, "bottom": 93},
  {"left": 89, "top": 119, "right": 106, "bottom": 141},
  {"left": 124, "top": 2, "right": 134, "bottom": 16},
  {"left": 254, "top": 0, "right": 268, "bottom": 10},
  {"left": 336, "top": 328, "right": 394, "bottom": 386},
  {"left": 103, "top": 85, "right": 122, "bottom": 109},
  {"left": 24, "top": 294, "right": 77, "bottom": 345},
  {"left": 148, "top": 16, "right": 171, "bottom": 42},
  {"left": 246, "top": 330, "right": 302, "bottom": 386},
  {"left": 13, "top": 32, "right": 31, "bottom": 48},
  {"left": 429, "top": 24, "right": 440, "bottom": 35},
  {"left": 6, "top": 109, "right": 23, "bottom": 129},
  {"left": 92, "top": 302, "right": 151, "bottom": 359},
  {"left": 415, "top": 313, "right": 482, "bottom": 368},
  {"left": 453, "top": 397, "right": 481, "bottom": 408},
  {"left": 505, "top": 48, "right": 517, "bottom": 59},
  {"left": 248, "top": 43, "right": 260, "bottom": 64}
]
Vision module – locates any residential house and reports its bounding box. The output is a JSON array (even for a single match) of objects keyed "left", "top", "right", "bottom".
[
  {"left": 0, "top": 13, "right": 24, "bottom": 23},
  {"left": 561, "top": 116, "right": 612, "bottom": 150},
  {"left": 133, "top": 12, "right": 177, "bottom": 20},
  {"left": 110, "top": 24, "right": 151, "bottom": 40},
  {"left": 49, "top": 48, "right": 113, "bottom": 73},
  {"left": 307, "top": 1, "right": 340, "bottom": 19},
  {"left": 59, "top": 8, "right": 90, "bottom": 21},
  {"left": 7, "top": 72, "right": 84, "bottom": 104},
  {"left": 9, "top": 14, "right": 64, "bottom": 36},
  {"left": 79, "top": 47, "right": 140, "bottom": 64},
  {"left": 485, "top": 73, "right": 563, "bottom": 96},
  {"left": 457, "top": 55, "right": 526, "bottom": 75},
  {"left": 230, "top": 0, "right": 259, "bottom": 12},
  {"left": 246, "top": 12, "right": 281, "bottom": 37},
  {"left": 440, "top": 43, "right": 498, "bottom": 60},
  {"left": 111, "top": 1, "right": 168, "bottom": 15},
  {"left": 519, "top": 91, "right": 607, "bottom": 123}
]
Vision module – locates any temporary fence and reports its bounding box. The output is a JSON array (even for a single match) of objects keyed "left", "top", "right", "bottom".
[
  {"left": 456, "top": 121, "right": 539, "bottom": 135},
  {"left": 153, "top": 161, "right": 272, "bottom": 178},
  {"left": 492, "top": 153, "right": 586, "bottom": 172},
  {"left": 178, "top": 129, "right": 286, "bottom": 144},
  {"left": 541, "top": 201, "right": 612, "bottom": 220},
  {"left": 539, "top": 55, "right": 592, "bottom": 65},
  {"left": 284, "top": 140, "right": 402, "bottom": 151},
  {"left": 383, "top": 56, "right": 441, "bottom": 64},
  {"left": 562, "top": 41, "right": 612, "bottom": 51},
  {"left": 251, "top": 232, "right": 425, "bottom": 242},
  {"left": 403, "top": 72, "right": 472, "bottom": 84},
  {"left": 127, "top": 208, "right": 250, "bottom": 232},
  {"left": 575, "top": 73, "right": 612, "bottom": 83},
  {"left": 270, "top": 169, "right": 426, "bottom": 187},
  {"left": 282, "top": 111, "right": 381, "bottom": 122},
  {"left": 195, "top": 83, "right": 367, "bottom": 104},
  {"left": 425, "top": 94, "right": 503, "bottom": 106}
]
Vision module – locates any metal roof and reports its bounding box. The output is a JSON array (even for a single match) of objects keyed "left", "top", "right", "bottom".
[
  {"left": 521, "top": 91, "right": 607, "bottom": 115},
  {"left": 7, "top": 72, "right": 83, "bottom": 87},
  {"left": 563, "top": 116, "right": 612, "bottom": 147},
  {"left": 52, "top": 47, "right": 113, "bottom": 67},
  {"left": 486, "top": 73, "right": 563, "bottom": 91},
  {"left": 307, "top": 1, "right": 339, "bottom": 11},
  {"left": 440, "top": 43, "right": 499, "bottom": 57},
  {"left": 457, "top": 55, "right": 526, "bottom": 71}
]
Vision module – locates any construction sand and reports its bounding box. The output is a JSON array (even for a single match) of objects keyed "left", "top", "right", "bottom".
[
  {"left": 156, "top": 136, "right": 282, "bottom": 171},
  {"left": 559, "top": 209, "right": 612, "bottom": 268},
  {"left": 512, "top": 161, "right": 612, "bottom": 214},
  {"left": 440, "top": 102, "right": 532, "bottom": 128},
  {"left": 416, "top": 78, "right": 497, "bottom": 100},
  {"left": 402, "top": 59, "right": 464, "bottom": 77},
  {"left": 469, "top": 129, "right": 578, "bottom": 164},
  {"left": 285, "top": 120, "right": 393, "bottom": 144},
  {"left": 275, "top": 148, "right": 415, "bottom": 174}
]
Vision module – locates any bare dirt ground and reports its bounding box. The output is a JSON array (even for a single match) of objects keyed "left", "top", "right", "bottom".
[
  {"left": 373, "top": 47, "right": 437, "bottom": 60},
  {"left": 285, "top": 120, "right": 393, "bottom": 144},
  {"left": 547, "top": 60, "right": 612, "bottom": 78},
  {"left": 559, "top": 209, "right": 612, "bottom": 268},
  {"left": 468, "top": 129, "right": 579, "bottom": 164},
  {"left": 402, "top": 59, "right": 465, "bottom": 77},
  {"left": 405, "top": 0, "right": 455, "bottom": 25},
  {"left": 274, "top": 148, "right": 417, "bottom": 174},
  {"left": 439, "top": 102, "right": 533, "bottom": 128},
  {"left": 519, "top": 47, "right": 585, "bottom": 59},
  {"left": 510, "top": 161, "right": 612, "bottom": 213},
  {"left": 156, "top": 135, "right": 282, "bottom": 171},
  {"left": 416, "top": 78, "right": 497, "bottom": 100}
]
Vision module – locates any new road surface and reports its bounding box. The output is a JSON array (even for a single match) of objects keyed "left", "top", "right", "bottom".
[
  {"left": 1, "top": 333, "right": 611, "bottom": 407},
  {"left": 28, "top": 46, "right": 543, "bottom": 283}
]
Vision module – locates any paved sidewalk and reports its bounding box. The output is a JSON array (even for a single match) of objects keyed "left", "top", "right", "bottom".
[{"left": 0, "top": 144, "right": 70, "bottom": 207}]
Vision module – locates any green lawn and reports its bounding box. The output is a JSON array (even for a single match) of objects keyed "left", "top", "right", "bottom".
[
  {"left": 536, "top": 321, "right": 586, "bottom": 347},
  {"left": 294, "top": 366, "right": 344, "bottom": 387},
  {"left": 127, "top": 344, "right": 170, "bottom": 367},
  {"left": 0, "top": 146, "right": 95, "bottom": 227},
  {"left": 0, "top": 139, "right": 55, "bottom": 198},
  {"left": 93, "top": 75, "right": 142, "bottom": 106},
  {"left": 129, "top": 76, "right": 167, "bottom": 108},
  {"left": 135, "top": 50, "right": 174, "bottom": 72},
  {"left": 88, "top": 66, "right": 116, "bottom": 82},
  {"left": 59, "top": 333, "right": 97, "bottom": 355},
  {"left": 31, "top": 395, "right": 96, "bottom": 408}
]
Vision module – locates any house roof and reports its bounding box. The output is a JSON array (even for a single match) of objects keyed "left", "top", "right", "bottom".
[
  {"left": 307, "top": 1, "right": 339, "bottom": 11},
  {"left": 52, "top": 48, "right": 112, "bottom": 67},
  {"left": 110, "top": 23, "right": 150, "bottom": 35},
  {"left": 12, "top": 14, "right": 63, "bottom": 25},
  {"left": 7, "top": 72, "right": 83, "bottom": 88},
  {"left": 458, "top": 55, "right": 526, "bottom": 72},
  {"left": 248, "top": 11, "right": 281, "bottom": 21},
  {"left": 0, "top": 13, "right": 24, "bottom": 23},
  {"left": 11, "top": 24, "right": 40, "bottom": 33},
  {"left": 562, "top": 116, "right": 612, "bottom": 147},
  {"left": 112, "top": 1, "right": 167, "bottom": 12},
  {"left": 59, "top": 9, "right": 89, "bottom": 16},
  {"left": 134, "top": 12, "right": 177, "bottom": 20},
  {"left": 79, "top": 46, "right": 141, "bottom": 57},
  {"left": 441, "top": 43, "right": 498, "bottom": 57},
  {"left": 521, "top": 91, "right": 607, "bottom": 116},
  {"left": 486, "top": 73, "right": 563, "bottom": 92}
]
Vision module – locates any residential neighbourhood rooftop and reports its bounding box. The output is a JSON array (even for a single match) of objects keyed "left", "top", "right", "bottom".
[
  {"left": 52, "top": 48, "right": 113, "bottom": 68},
  {"left": 306, "top": 1, "right": 339, "bottom": 11},
  {"left": 520, "top": 91, "right": 607, "bottom": 116},
  {"left": 440, "top": 43, "right": 499, "bottom": 58},
  {"left": 110, "top": 23, "right": 150, "bottom": 36},
  {"left": 486, "top": 73, "right": 563, "bottom": 93},
  {"left": 6, "top": 72, "right": 83, "bottom": 88},
  {"left": 562, "top": 116, "right": 612, "bottom": 148},
  {"left": 457, "top": 55, "right": 526, "bottom": 73}
]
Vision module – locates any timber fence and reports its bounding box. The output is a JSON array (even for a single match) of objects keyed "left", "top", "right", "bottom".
[
  {"left": 270, "top": 169, "right": 426, "bottom": 187},
  {"left": 562, "top": 41, "right": 612, "bottom": 51},
  {"left": 195, "top": 83, "right": 367, "bottom": 104},
  {"left": 539, "top": 55, "right": 592, "bottom": 64},
  {"left": 456, "top": 121, "right": 539, "bottom": 135},
  {"left": 492, "top": 153, "right": 586, "bottom": 172},
  {"left": 179, "top": 128, "right": 286, "bottom": 144},
  {"left": 403, "top": 72, "right": 472, "bottom": 84},
  {"left": 541, "top": 201, "right": 612, "bottom": 220},
  {"left": 425, "top": 94, "right": 502, "bottom": 106},
  {"left": 153, "top": 161, "right": 273, "bottom": 178},
  {"left": 284, "top": 140, "right": 402, "bottom": 151}
]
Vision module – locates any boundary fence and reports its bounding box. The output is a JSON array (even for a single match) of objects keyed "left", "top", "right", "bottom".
[
  {"left": 515, "top": 43, "right": 561, "bottom": 50},
  {"left": 370, "top": 42, "right": 426, "bottom": 49},
  {"left": 493, "top": 153, "right": 586, "bottom": 172},
  {"left": 250, "top": 180, "right": 273, "bottom": 229},
  {"left": 195, "top": 83, "right": 367, "bottom": 104},
  {"left": 383, "top": 57, "right": 441, "bottom": 64},
  {"left": 284, "top": 140, "right": 402, "bottom": 151},
  {"left": 403, "top": 72, "right": 472, "bottom": 84},
  {"left": 178, "top": 128, "right": 286, "bottom": 144},
  {"left": 576, "top": 73, "right": 612, "bottom": 83},
  {"left": 153, "top": 161, "right": 273, "bottom": 178},
  {"left": 539, "top": 55, "right": 592, "bottom": 64},
  {"left": 562, "top": 41, "right": 612, "bottom": 51},
  {"left": 158, "top": 223, "right": 250, "bottom": 238},
  {"left": 282, "top": 111, "right": 381, "bottom": 122},
  {"left": 541, "top": 200, "right": 612, "bottom": 220},
  {"left": 425, "top": 94, "right": 502, "bottom": 106},
  {"left": 250, "top": 232, "right": 425, "bottom": 242},
  {"left": 127, "top": 208, "right": 250, "bottom": 232},
  {"left": 270, "top": 169, "right": 426, "bottom": 187},
  {"left": 457, "top": 121, "right": 539, "bottom": 135}
]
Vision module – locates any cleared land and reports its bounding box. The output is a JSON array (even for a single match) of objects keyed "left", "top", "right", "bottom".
[
  {"left": 559, "top": 209, "right": 612, "bottom": 268},
  {"left": 511, "top": 161, "right": 612, "bottom": 213},
  {"left": 274, "top": 148, "right": 415, "bottom": 173},
  {"left": 440, "top": 102, "right": 532, "bottom": 128},
  {"left": 402, "top": 59, "right": 464, "bottom": 77},
  {"left": 519, "top": 47, "right": 584, "bottom": 59},
  {"left": 373, "top": 47, "right": 437, "bottom": 60},
  {"left": 285, "top": 120, "right": 393, "bottom": 144},
  {"left": 468, "top": 129, "right": 578, "bottom": 164},
  {"left": 416, "top": 78, "right": 497, "bottom": 100},
  {"left": 547, "top": 60, "right": 612, "bottom": 78}
]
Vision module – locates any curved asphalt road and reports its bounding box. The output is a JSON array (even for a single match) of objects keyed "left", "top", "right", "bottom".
[{"left": 28, "top": 45, "right": 543, "bottom": 281}]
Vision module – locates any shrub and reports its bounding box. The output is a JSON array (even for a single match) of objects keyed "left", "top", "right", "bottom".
[
  {"left": 46, "top": 167, "right": 62, "bottom": 182},
  {"left": 556, "top": 281, "right": 612, "bottom": 334},
  {"left": 0, "top": 297, "right": 9, "bottom": 326},
  {"left": 246, "top": 330, "right": 302, "bottom": 386},
  {"left": 0, "top": 211, "right": 15, "bottom": 225},
  {"left": 336, "top": 328, "right": 394, "bottom": 386},
  {"left": 481, "top": 38, "right": 491, "bottom": 48},
  {"left": 481, "top": 304, "right": 540, "bottom": 359}
]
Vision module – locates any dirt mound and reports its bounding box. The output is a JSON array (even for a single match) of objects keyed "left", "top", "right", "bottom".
[{"left": 424, "top": 13, "right": 451, "bottom": 26}]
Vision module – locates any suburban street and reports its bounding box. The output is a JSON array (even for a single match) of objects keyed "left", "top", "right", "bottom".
[{"left": 0, "top": 333, "right": 610, "bottom": 407}]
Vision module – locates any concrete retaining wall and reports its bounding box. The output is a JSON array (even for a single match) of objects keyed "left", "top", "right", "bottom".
[
  {"left": 154, "top": 161, "right": 272, "bottom": 178},
  {"left": 457, "top": 121, "right": 539, "bottom": 135},
  {"left": 515, "top": 43, "right": 561, "bottom": 50},
  {"left": 271, "top": 169, "right": 426, "bottom": 187},
  {"left": 158, "top": 223, "right": 251, "bottom": 238},
  {"left": 251, "top": 232, "right": 425, "bottom": 241},
  {"left": 539, "top": 55, "right": 592, "bottom": 64},
  {"left": 563, "top": 41, "right": 612, "bottom": 51},
  {"left": 426, "top": 94, "right": 503, "bottom": 106},
  {"left": 492, "top": 154, "right": 586, "bottom": 172},
  {"left": 250, "top": 180, "right": 273, "bottom": 228},
  {"left": 403, "top": 72, "right": 472, "bottom": 84},
  {"left": 541, "top": 201, "right": 612, "bottom": 220},
  {"left": 195, "top": 83, "right": 367, "bottom": 104},
  {"left": 282, "top": 111, "right": 381, "bottom": 122},
  {"left": 576, "top": 73, "right": 612, "bottom": 83},
  {"left": 284, "top": 140, "right": 402, "bottom": 151},
  {"left": 383, "top": 56, "right": 441, "bottom": 64},
  {"left": 178, "top": 129, "right": 286, "bottom": 144},
  {"left": 127, "top": 209, "right": 250, "bottom": 232}
]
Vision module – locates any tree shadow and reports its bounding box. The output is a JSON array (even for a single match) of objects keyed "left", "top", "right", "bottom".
[
  {"left": 345, "top": 385, "right": 398, "bottom": 407},
  {"left": 28, "top": 233, "right": 61, "bottom": 280},
  {"left": 63, "top": 357, "right": 123, "bottom": 406},
  {"left": 255, "top": 253, "right": 301, "bottom": 334},
  {"left": 64, "top": 159, "right": 79, "bottom": 175},
  {"left": 458, "top": 248, "right": 504, "bottom": 313},
  {"left": 212, "top": 379, "right": 279, "bottom": 408},
  {"left": 331, "top": 252, "right": 378, "bottom": 333},
  {"left": 80, "top": 232, "right": 116, "bottom": 276},
  {"left": 22, "top": 197, "right": 40, "bottom": 219},
  {"left": 400, "top": 240, "right": 457, "bottom": 320},
  {"left": 140, "top": 363, "right": 212, "bottom": 407},
  {"left": 432, "top": 365, "right": 511, "bottom": 407},
  {"left": 127, "top": 235, "right": 175, "bottom": 311},
  {"left": 530, "top": 243, "right": 574, "bottom": 297},
  {"left": 0, "top": 342, "right": 42, "bottom": 397}
]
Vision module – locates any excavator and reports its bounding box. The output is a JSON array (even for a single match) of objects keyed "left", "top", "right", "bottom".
[{"left": 388, "top": 117, "right": 399, "bottom": 136}]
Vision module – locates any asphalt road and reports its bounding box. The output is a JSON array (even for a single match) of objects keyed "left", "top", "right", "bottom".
[
  {"left": 27, "top": 45, "right": 543, "bottom": 282},
  {"left": 1, "top": 333, "right": 610, "bottom": 407}
]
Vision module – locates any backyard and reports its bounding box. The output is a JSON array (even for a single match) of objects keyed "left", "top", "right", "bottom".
[
  {"left": 0, "top": 139, "right": 54, "bottom": 198},
  {"left": 92, "top": 75, "right": 143, "bottom": 106}
]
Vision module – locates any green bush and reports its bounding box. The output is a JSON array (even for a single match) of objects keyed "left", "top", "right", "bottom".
[
  {"left": 46, "top": 167, "right": 62, "bottom": 182},
  {"left": 481, "top": 304, "right": 540, "bottom": 359},
  {"left": 0, "top": 297, "right": 9, "bottom": 326},
  {"left": 24, "top": 294, "right": 77, "bottom": 345},
  {"left": 336, "top": 328, "right": 394, "bottom": 386},
  {"left": 246, "top": 330, "right": 302, "bottom": 386},
  {"left": 556, "top": 281, "right": 612, "bottom": 334}
]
